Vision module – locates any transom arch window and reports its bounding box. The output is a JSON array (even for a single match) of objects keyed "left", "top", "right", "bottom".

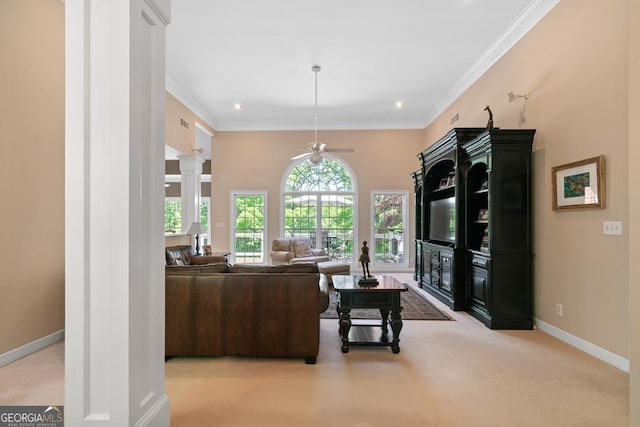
[{"left": 282, "top": 157, "right": 356, "bottom": 263}]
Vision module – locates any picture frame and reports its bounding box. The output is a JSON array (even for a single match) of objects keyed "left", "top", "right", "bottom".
[
  {"left": 478, "top": 209, "right": 489, "bottom": 221},
  {"left": 551, "top": 155, "right": 606, "bottom": 211},
  {"left": 439, "top": 178, "right": 449, "bottom": 189}
]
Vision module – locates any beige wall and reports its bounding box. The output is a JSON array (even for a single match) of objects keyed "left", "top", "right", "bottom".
[
  {"left": 210, "top": 130, "right": 425, "bottom": 258},
  {"left": 0, "top": 1, "right": 65, "bottom": 354},
  {"left": 424, "top": 0, "right": 630, "bottom": 358},
  {"left": 628, "top": 0, "right": 639, "bottom": 422},
  {"left": 165, "top": 92, "right": 215, "bottom": 156}
]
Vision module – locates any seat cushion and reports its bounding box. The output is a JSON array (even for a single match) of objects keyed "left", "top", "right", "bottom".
[{"left": 317, "top": 261, "right": 350, "bottom": 275}]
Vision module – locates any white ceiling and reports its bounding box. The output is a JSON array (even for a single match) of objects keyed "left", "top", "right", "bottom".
[{"left": 165, "top": 0, "right": 558, "bottom": 132}]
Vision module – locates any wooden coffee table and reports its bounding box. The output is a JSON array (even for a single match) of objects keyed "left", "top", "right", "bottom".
[{"left": 332, "top": 275, "right": 408, "bottom": 354}]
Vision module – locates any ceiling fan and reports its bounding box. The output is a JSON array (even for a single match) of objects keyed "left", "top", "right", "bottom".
[{"left": 291, "top": 65, "right": 354, "bottom": 164}]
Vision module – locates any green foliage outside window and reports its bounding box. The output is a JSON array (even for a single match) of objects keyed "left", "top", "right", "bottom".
[
  {"left": 165, "top": 200, "right": 181, "bottom": 232},
  {"left": 235, "top": 194, "right": 265, "bottom": 258}
]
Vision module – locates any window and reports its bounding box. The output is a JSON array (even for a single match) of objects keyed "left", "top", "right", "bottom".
[
  {"left": 283, "top": 158, "right": 356, "bottom": 263},
  {"left": 200, "top": 197, "right": 210, "bottom": 245},
  {"left": 164, "top": 198, "right": 182, "bottom": 233},
  {"left": 232, "top": 192, "right": 266, "bottom": 264},
  {"left": 371, "top": 191, "right": 408, "bottom": 266},
  {"left": 164, "top": 197, "right": 210, "bottom": 244}
]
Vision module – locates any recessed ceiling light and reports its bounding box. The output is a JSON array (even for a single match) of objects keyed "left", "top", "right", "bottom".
[
  {"left": 234, "top": 103, "right": 243, "bottom": 110},
  {"left": 395, "top": 101, "right": 405, "bottom": 109}
]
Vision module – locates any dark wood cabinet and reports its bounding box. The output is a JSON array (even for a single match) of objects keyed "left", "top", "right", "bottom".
[
  {"left": 415, "top": 128, "right": 485, "bottom": 310},
  {"left": 413, "top": 128, "right": 535, "bottom": 329}
]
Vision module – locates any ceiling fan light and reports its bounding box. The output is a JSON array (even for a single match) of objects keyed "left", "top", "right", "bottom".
[{"left": 310, "top": 152, "right": 323, "bottom": 164}]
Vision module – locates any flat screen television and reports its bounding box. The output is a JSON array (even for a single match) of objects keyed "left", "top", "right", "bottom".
[{"left": 429, "top": 197, "right": 456, "bottom": 243}]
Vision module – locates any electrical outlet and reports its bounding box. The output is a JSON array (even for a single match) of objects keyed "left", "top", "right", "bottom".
[
  {"left": 555, "top": 303, "right": 563, "bottom": 316},
  {"left": 603, "top": 221, "right": 623, "bottom": 235}
]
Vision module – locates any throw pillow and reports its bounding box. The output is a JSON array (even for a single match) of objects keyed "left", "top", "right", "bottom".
[{"left": 292, "top": 239, "right": 313, "bottom": 258}]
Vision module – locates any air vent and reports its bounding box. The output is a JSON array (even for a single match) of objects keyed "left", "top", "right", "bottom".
[{"left": 179, "top": 117, "right": 190, "bottom": 130}]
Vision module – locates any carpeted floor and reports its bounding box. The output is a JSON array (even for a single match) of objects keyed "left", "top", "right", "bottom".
[{"left": 320, "top": 285, "right": 452, "bottom": 320}]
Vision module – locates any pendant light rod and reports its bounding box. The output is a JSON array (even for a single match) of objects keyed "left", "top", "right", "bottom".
[{"left": 312, "top": 64, "right": 321, "bottom": 147}]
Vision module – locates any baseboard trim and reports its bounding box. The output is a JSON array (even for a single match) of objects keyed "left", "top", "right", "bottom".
[
  {"left": 534, "top": 318, "right": 629, "bottom": 373},
  {"left": 0, "top": 330, "right": 65, "bottom": 368}
]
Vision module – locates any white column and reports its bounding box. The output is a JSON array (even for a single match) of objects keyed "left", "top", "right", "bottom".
[
  {"left": 178, "top": 153, "right": 205, "bottom": 233},
  {"left": 65, "top": 1, "right": 170, "bottom": 425}
]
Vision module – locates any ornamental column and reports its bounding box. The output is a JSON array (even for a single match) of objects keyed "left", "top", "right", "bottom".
[
  {"left": 178, "top": 153, "right": 205, "bottom": 234},
  {"left": 65, "top": 0, "right": 171, "bottom": 425}
]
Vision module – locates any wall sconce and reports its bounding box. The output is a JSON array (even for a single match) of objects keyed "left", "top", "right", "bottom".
[
  {"left": 507, "top": 92, "right": 529, "bottom": 125},
  {"left": 507, "top": 91, "right": 529, "bottom": 103}
]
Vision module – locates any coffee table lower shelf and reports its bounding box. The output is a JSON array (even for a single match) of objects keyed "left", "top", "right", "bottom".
[{"left": 340, "top": 324, "right": 398, "bottom": 352}]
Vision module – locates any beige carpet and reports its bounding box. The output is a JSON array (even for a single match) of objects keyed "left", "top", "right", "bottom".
[
  {"left": 0, "top": 275, "right": 630, "bottom": 426},
  {"left": 165, "top": 314, "right": 629, "bottom": 427}
]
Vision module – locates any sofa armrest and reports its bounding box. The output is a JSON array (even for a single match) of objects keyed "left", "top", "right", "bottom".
[
  {"left": 191, "top": 255, "right": 226, "bottom": 265},
  {"left": 318, "top": 274, "right": 330, "bottom": 313},
  {"left": 270, "top": 250, "right": 293, "bottom": 264},
  {"left": 311, "top": 248, "right": 327, "bottom": 256}
]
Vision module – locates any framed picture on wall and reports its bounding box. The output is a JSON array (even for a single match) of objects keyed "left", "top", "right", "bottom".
[{"left": 551, "top": 155, "right": 606, "bottom": 210}]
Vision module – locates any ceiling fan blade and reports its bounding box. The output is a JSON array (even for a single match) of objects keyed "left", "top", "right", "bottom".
[
  {"left": 291, "top": 152, "right": 312, "bottom": 160},
  {"left": 324, "top": 148, "right": 354, "bottom": 153}
]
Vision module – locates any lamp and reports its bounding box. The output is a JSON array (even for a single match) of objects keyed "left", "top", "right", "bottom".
[
  {"left": 310, "top": 151, "right": 323, "bottom": 164},
  {"left": 187, "top": 222, "right": 205, "bottom": 255}
]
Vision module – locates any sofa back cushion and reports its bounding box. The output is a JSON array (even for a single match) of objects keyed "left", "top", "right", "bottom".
[
  {"left": 166, "top": 263, "right": 230, "bottom": 275},
  {"left": 272, "top": 238, "right": 292, "bottom": 252},
  {"left": 228, "top": 263, "right": 319, "bottom": 274},
  {"left": 291, "top": 238, "right": 313, "bottom": 258},
  {"left": 166, "top": 245, "right": 193, "bottom": 266}
]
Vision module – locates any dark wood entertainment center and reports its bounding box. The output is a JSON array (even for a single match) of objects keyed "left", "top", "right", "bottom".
[{"left": 412, "top": 128, "right": 536, "bottom": 329}]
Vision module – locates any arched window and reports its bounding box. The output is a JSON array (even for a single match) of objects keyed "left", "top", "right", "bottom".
[{"left": 282, "top": 157, "right": 356, "bottom": 263}]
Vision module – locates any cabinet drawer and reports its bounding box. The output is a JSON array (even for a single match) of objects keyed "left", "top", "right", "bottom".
[{"left": 471, "top": 257, "right": 488, "bottom": 269}]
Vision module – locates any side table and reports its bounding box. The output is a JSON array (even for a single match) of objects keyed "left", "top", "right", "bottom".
[{"left": 332, "top": 275, "right": 408, "bottom": 354}]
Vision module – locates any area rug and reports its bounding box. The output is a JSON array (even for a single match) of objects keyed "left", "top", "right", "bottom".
[{"left": 320, "top": 286, "right": 452, "bottom": 321}]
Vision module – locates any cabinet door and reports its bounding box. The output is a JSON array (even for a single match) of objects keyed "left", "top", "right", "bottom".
[
  {"left": 421, "top": 245, "right": 432, "bottom": 286},
  {"left": 440, "top": 251, "right": 453, "bottom": 292},
  {"left": 414, "top": 240, "right": 422, "bottom": 282},
  {"left": 469, "top": 254, "right": 489, "bottom": 310}
]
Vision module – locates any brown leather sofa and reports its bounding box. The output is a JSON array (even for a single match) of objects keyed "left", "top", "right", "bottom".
[
  {"left": 166, "top": 245, "right": 227, "bottom": 267},
  {"left": 165, "top": 263, "right": 330, "bottom": 364}
]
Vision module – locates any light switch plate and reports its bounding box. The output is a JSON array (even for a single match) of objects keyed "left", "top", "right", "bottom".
[{"left": 603, "top": 221, "right": 623, "bottom": 235}]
